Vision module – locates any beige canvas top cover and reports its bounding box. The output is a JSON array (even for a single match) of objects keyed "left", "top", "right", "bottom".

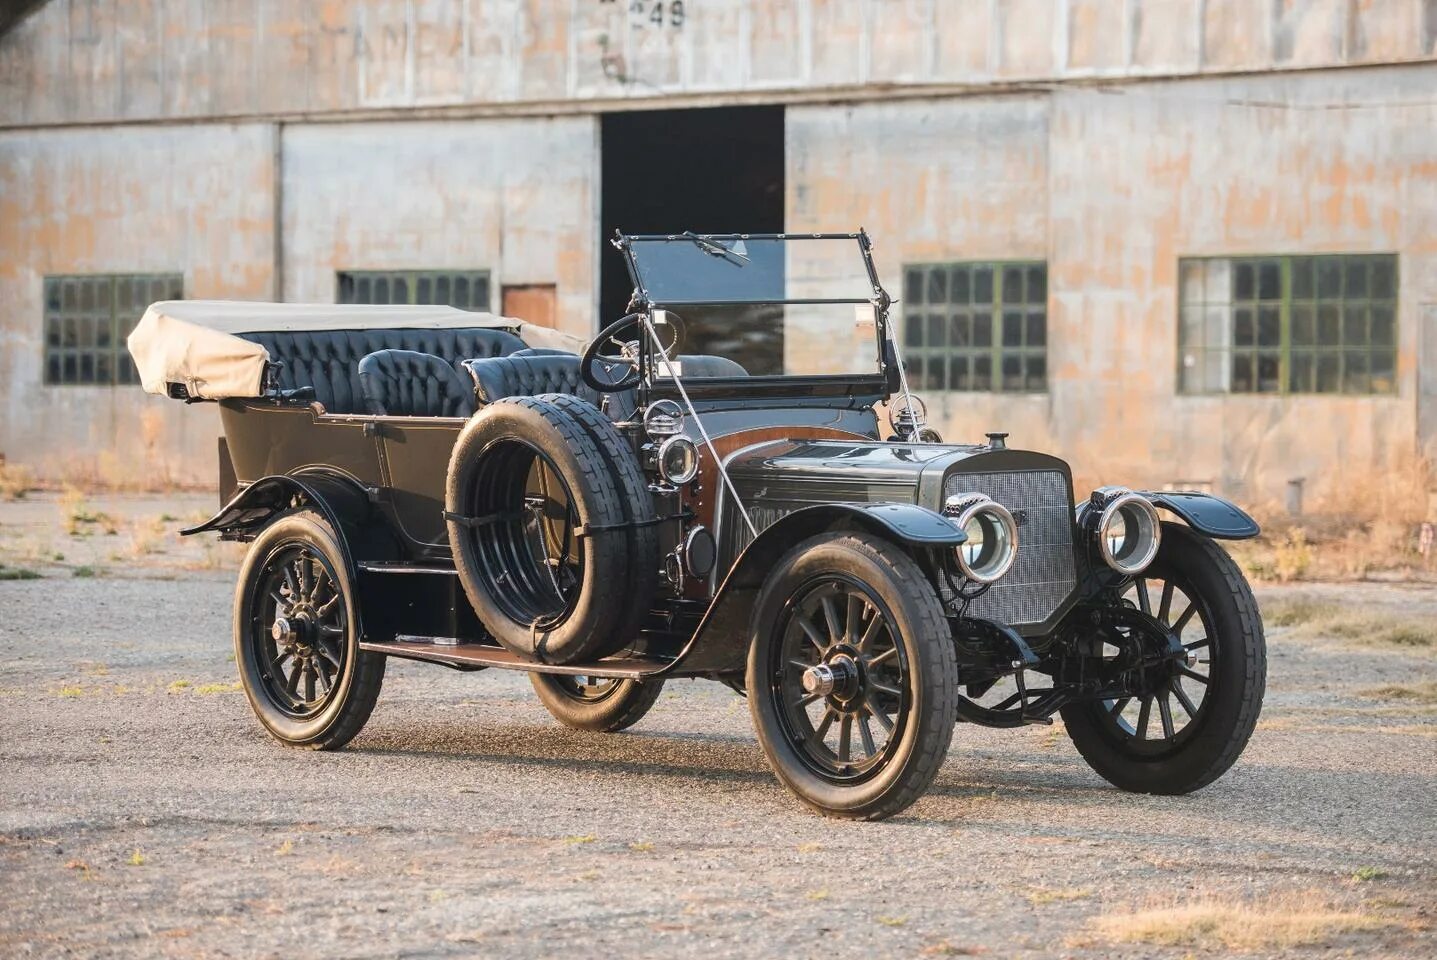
[{"left": 128, "top": 300, "right": 585, "bottom": 400}]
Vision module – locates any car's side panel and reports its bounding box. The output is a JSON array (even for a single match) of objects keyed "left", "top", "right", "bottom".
[
  {"left": 221, "top": 401, "right": 382, "bottom": 491},
  {"left": 374, "top": 418, "right": 465, "bottom": 551}
]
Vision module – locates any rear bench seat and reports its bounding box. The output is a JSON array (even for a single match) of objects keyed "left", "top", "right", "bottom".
[{"left": 239, "top": 327, "right": 525, "bottom": 414}]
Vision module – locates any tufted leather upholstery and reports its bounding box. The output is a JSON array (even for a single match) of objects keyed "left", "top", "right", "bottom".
[
  {"left": 241, "top": 327, "right": 525, "bottom": 414},
  {"left": 463, "top": 355, "right": 639, "bottom": 420},
  {"left": 357, "top": 350, "right": 476, "bottom": 417}
]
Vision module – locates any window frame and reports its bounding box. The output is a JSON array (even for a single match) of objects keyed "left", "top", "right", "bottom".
[
  {"left": 42, "top": 273, "right": 184, "bottom": 387},
  {"left": 900, "top": 259, "right": 1049, "bottom": 395},
  {"left": 336, "top": 269, "right": 493, "bottom": 312},
  {"left": 1177, "top": 253, "right": 1398, "bottom": 397}
]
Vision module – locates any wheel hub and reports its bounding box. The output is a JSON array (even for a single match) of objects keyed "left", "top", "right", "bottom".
[
  {"left": 271, "top": 614, "right": 313, "bottom": 653},
  {"left": 802, "top": 654, "right": 861, "bottom": 703}
]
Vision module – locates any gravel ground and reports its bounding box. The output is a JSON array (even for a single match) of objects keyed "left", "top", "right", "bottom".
[{"left": 1, "top": 497, "right": 1434, "bottom": 958}]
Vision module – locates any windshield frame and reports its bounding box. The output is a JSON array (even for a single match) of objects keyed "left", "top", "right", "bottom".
[
  {"left": 613, "top": 230, "right": 896, "bottom": 404},
  {"left": 617, "top": 231, "right": 886, "bottom": 307}
]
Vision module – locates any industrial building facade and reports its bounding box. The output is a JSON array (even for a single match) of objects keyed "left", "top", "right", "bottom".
[{"left": 2, "top": 1, "right": 1435, "bottom": 507}]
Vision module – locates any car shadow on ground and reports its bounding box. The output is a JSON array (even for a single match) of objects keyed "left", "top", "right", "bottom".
[
  {"left": 350, "top": 723, "right": 779, "bottom": 787},
  {"left": 342, "top": 714, "right": 1434, "bottom": 855}
]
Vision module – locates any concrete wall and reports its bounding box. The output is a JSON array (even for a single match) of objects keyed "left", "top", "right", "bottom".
[
  {"left": 787, "top": 64, "right": 1437, "bottom": 502},
  {"left": 3, "top": 0, "right": 1434, "bottom": 126},
  {"left": 0, "top": 123, "right": 275, "bottom": 483},
  {"left": 279, "top": 116, "right": 597, "bottom": 340}
]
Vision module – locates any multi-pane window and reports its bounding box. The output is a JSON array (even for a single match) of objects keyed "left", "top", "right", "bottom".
[
  {"left": 43, "top": 274, "right": 183, "bottom": 386},
  {"left": 902, "top": 262, "right": 1047, "bottom": 393},
  {"left": 1178, "top": 255, "right": 1397, "bottom": 395},
  {"left": 337, "top": 270, "right": 491, "bottom": 312}
]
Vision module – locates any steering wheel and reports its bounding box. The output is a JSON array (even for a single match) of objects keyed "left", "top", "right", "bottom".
[{"left": 580, "top": 312, "right": 684, "bottom": 392}]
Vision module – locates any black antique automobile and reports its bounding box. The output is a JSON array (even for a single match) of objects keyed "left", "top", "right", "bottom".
[{"left": 129, "top": 232, "right": 1266, "bottom": 820}]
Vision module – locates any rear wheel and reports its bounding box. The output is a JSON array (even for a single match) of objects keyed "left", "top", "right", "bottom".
[
  {"left": 233, "top": 509, "right": 384, "bottom": 749},
  {"left": 747, "top": 533, "right": 958, "bottom": 820},
  {"left": 1061, "top": 522, "right": 1266, "bottom": 794},
  {"left": 529, "top": 673, "right": 664, "bottom": 732}
]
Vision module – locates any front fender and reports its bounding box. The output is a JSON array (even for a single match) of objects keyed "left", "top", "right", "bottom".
[
  {"left": 1138, "top": 491, "right": 1260, "bottom": 540},
  {"left": 666, "top": 502, "right": 961, "bottom": 676}
]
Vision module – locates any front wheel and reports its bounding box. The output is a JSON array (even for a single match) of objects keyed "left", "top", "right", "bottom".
[
  {"left": 529, "top": 673, "right": 664, "bottom": 732},
  {"left": 746, "top": 533, "right": 958, "bottom": 821},
  {"left": 1061, "top": 522, "right": 1266, "bottom": 794},
  {"left": 233, "top": 509, "right": 385, "bottom": 749}
]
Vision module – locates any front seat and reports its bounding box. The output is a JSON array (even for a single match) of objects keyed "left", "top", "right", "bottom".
[
  {"left": 462, "top": 355, "right": 637, "bottom": 419},
  {"left": 357, "top": 349, "right": 476, "bottom": 417}
]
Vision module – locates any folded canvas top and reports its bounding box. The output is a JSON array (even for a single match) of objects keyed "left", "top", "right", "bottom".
[{"left": 128, "top": 300, "right": 584, "bottom": 400}]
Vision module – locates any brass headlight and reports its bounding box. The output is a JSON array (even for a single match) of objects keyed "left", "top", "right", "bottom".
[
  {"left": 657, "top": 435, "right": 699, "bottom": 485},
  {"left": 943, "top": 493, "right": 1018, "bottom": 584},
  {"left": 1094, "top": 489, "right": 1162, "bottom": 575}
]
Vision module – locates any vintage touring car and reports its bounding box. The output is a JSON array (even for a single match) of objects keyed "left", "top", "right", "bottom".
[{"left": 129, "top": 231, "right": 1266, "bottom": 820}]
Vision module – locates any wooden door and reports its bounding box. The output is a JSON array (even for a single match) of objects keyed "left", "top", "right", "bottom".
[{"left": 501, "top": 284, "right": 557, "bottom": 328}]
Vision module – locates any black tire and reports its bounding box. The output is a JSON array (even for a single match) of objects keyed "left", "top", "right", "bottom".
[
  {"left": 1061, "top": 522, "right": 1266, "bottom": 794},
  {"left": 535, "top": 393, "right": 658, "bottom": 652},
  {"left": 233, "top": 509, "right": 385, "bottom": 749},
  {"left": 529, "top": 673, "right": 665, "bottom": 732},
  {"left": 746, "top": 533, "right": 958, "bottom": 821},
  {"left": 446, "top": 397, "right": 630, "bottom": 664}
]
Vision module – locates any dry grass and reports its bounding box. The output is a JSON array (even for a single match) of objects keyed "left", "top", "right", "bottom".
[
  {"left": 1023, "top": 885, "right": 1092, "bottom": 906},
  {"left": 127, "top": 515, "right": 168, "bottom": 557},
  {"left": 58, "top": 487, "right": 118, "bottom": 537},
  {"left": 0, "top": 461, "right": 35, "bottom": 500},
  {"left": 1359, "top": 681, "right": 1437, "bottom": 704},
  {"left": 1261, "top": 597, "right": 1436, "bottom": 651},
  {"left": 1084, "top": 892, "right": 1390, "bottom": 951},
  {"left": 1226, "top": 458, "right": 1436, "bottom": 582}
]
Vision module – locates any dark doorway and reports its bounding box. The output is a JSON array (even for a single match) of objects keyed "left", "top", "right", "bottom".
[{"left": 599, "top": 105, "right": 785, "bottom": 355}]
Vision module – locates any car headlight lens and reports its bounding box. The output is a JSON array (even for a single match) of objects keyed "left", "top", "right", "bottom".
[
  {"left": 657, "top": 435, "right": 699, "bottom": 485},
  {"left": 943, "top": 494, "right": 1018, "bottom": 584},
  {"left": 1096, "top": 491, "right": 1161, "bottom": 575}
]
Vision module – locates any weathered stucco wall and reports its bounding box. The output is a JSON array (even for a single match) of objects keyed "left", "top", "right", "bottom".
[
  {"left": 3, "top": 0, "right": 1433, "bottom": 126},
  {"left": 788, "top": 64, "right": 1436, "bottom": 503},
  {"left": 280, "top": 116, "right": 597, "bottom": 340},
  {"left": 786, "top": 94, "right": 1058, "bottom": 456},
  {"left": 1047, "top": 66, "right": 1437, "bottom": 502},
  {"left": 0, "top": 123, "right": 275, "bottom": 483}
]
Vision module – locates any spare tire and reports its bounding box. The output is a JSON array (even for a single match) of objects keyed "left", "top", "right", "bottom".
[
  {"left": 535, "top": 394, "right": 659, "bottom": 653},
  {"left": 446, "top": 397, "right": 630, "bottom": 664}
]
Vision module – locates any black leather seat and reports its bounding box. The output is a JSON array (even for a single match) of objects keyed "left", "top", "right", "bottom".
[
  {"left": 241, "top": 327, "right": 525, "bottom": 414},
  {"left": 463, "top": 355, "right": 638, "bottom": 419},
  {"left": 673, "top": 355, "right": 748, "bottom": 378},
  {"left": 510, "top": 347, "right": 576, "bottom": 358},
  {"left": 358, "top": 350, "right": 476, "bottom": 417}
]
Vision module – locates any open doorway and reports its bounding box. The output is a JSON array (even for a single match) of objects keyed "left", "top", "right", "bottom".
[{"left": 600, "top": 105, "right": 784, "bottom": 368}]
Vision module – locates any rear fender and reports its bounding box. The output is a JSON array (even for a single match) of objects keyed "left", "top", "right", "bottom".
[
  {"left": 671, "top": 503, "right": 962, "bottom": 675},
  {"left": 184, "top": 471, "right": 413, "bottom": 644},
  {"left": 1138, "top": 491, "right": 1260, "bottom": 540},
  {"left": 182, "top": 471, "right": 400, "bottom": 573}
]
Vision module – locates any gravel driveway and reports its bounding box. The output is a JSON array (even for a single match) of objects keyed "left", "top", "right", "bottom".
[{"left": 1, "top": 503, "right": 1433, "bottom": 958}]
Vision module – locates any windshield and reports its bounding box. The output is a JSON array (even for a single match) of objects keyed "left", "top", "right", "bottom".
[
  {"left": 621, "top": 234, "right": 885, "bottom": 379},
  {"left": 625, "top": 234, "right": 876, "bottom": 304}
]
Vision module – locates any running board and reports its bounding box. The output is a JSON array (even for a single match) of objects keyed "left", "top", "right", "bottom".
[{"left": 359, "top": 637, "right": 673, "bottom": 679}]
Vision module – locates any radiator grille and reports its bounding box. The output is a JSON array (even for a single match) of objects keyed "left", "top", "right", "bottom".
[{"left": 942, "top": 469, "right": 1077, "bottom": 627}]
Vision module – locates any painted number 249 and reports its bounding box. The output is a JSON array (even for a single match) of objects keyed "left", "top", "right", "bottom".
[{"left": 620, "top": 0, "right": 685, "bottom": 29}]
